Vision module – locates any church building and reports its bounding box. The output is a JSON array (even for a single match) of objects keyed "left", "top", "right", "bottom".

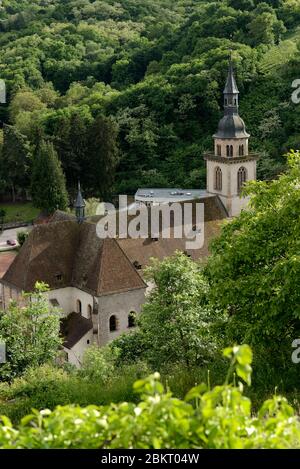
[
  {"left": 136, "top": 55, "right": 258, "bottom": 217},
  {"left": 0, "top": 57, "right": 257, "bottom": 366}
]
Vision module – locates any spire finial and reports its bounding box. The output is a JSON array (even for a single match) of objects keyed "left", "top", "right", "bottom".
[{"left": 74, "top": 180, "right": 85, "bottom": 223}]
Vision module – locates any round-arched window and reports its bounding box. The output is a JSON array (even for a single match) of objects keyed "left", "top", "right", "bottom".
[
  {"left": 214, "top": 166, "right": 222, "bottom": 191},
  {"left": 237, "top": 166, "right": 247, "bottom": 193},
  {"left": 109, "top": 315, "right": 118, "bottom": 332},
  {"left": 128, "top": 311, "right": 136, "bottom": 328}
]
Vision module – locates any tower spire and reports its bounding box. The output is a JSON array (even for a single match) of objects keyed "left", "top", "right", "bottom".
[
  {"left": 74, "top": 181, "right": 85, "bottom": 224},
  {"left": 223, "top": 50, "right": 239, "bottom": 115}
]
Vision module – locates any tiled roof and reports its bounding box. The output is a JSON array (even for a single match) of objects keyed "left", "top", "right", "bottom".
[
  {"left": 2, "top": 219, "right": 146, "bottom": 295},
  {"left": 60, "top": 312, "right": 92, "bottom": 349},
  {"left": 117, "top": 196, "right": 227, "bottom": 268},
  {"left": 2, "top": 196, "right": 226, "bottom": 293}
]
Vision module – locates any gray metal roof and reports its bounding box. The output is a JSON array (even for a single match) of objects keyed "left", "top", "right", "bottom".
[
  {"left": 213, "top": 114, "right": 250, "bottom": 139},
  {"left": 135, "top": 188, "right": 211, "bottom": 204},
  {"left": 74, "top": 182, "right": 85, "bottom": 209},
  {"left": 224, "top": 58, "right": 239, "bottom": 95}
]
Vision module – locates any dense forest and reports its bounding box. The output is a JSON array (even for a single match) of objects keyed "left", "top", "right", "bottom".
[
  {"left": 0, "top": 0, "right": 300, "bottom": 450},
  {"left": 0, "top": 0, "right": 299, "bottom": 201}
]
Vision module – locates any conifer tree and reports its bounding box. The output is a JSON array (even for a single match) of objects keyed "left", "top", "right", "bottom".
[{"left": 31, "top": 138, "right": 68, "bottom": 214}]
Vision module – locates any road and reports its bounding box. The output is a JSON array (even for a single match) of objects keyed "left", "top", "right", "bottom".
[{"left": 0, "top": 226, "right": 32, "bottom": 251}]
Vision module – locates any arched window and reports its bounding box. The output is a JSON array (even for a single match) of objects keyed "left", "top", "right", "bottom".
[
  {"left": 226, "top": 145, "right": 233, "bottom": 157},
  {"left": 87, "top": 304, "right": 92, "bottom": 318},
  {"left": 76, "top": 299, "right": 82, "bottom": 315},
  {"left": 238, "top": 167, "right": 247, "bottom": 193},
  {"left": 109, "top": 315, "right": 118, "bottom": 332},
  {"left": 239, "top": 144, "right": 244, "bottom": 156},
  {"left": 128, "top": 311, "right": 136, "bottom": 328},
  {"left": 217, "top": 144, "right": 221, "bottom": 156},
  {"left": 214, "top": 167, "right": 222, "bottom": 191}
]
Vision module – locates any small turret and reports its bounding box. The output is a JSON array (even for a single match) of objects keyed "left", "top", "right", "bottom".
[{"left": 74, "top": 182, "right": 85, "bottom": 224}]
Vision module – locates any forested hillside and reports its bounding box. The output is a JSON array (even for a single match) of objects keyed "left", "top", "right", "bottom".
[{"left": 0, "top": 0, "right": 299, "bottom": 198}]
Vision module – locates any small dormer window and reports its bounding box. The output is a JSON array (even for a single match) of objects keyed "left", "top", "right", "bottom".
[
  {"left": 133, "top": 260, "right": 142, "bottom": 270},
  {"left": 55, "top": 274, "right": 63, "bottom": 282}
]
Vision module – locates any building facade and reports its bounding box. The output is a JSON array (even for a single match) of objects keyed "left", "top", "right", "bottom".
[{"left": 204, "top": 55, "right": 259, "bottom": 216}]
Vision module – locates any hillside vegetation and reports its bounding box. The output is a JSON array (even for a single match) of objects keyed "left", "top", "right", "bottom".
[{"left": 0, "top": 0, "right": 299, "bottom": 200}]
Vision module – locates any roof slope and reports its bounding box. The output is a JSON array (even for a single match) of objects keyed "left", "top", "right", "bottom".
[
  {"left": 117, "top": 196, "right": 226, "bottom": 268},
  {"left": 2, "top": 218, "right": 146, "bottom": 295}
]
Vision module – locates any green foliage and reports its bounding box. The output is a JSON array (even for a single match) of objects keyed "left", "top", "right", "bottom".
[
  {"left": 0, "top": 125, "right": 31, "bottom": 201},
  {"left": 116, "top": 252, "right": 219, "bottom": 370},
  {"left": 31, "top": 139, "right": 68, "bottom": 213},
  {"left": 0, "top": 0, "right": 297, "bottom": 197},
  {"left": 206, "top": 151, "right": 300, "bottom": 360},
  {"left": 0, "top": 203, "right": 39, "bottom": 224},
  {"left": 79, "top": 345, "right": 118, "bottom": 384},
  {"left": 0, "top": 345, "right": 300, "bottom": 449},
  {"left": 16, "top": 230, "right": 29, "bottom": 247},
  {"left": 0, "top": 361, "right": 150, "bottom": 424},
  {"left": 0, "top": 282, "right": 62, "bottom": 381}
]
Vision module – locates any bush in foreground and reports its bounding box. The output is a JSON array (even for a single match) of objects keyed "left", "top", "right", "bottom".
[{"left": 0, "top": 345, "right": 300, "bottom": 449}]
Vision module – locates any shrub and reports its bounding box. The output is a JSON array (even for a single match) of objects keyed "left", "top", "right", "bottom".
[
  {"left": 1, "top": 345, "right": 300, "bottom": 449},
  {"left": 17, "top": 230, "right": 29, "bottom": 246},
  {"left": 78, "top": 345, "right": 118, "bottom": 384}
]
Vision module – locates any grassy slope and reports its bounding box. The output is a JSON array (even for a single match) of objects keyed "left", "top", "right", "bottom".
[
  {"left": 259, "top": 27, "right": 300, "bottom": 74},
  {"left": 0, "top": 203, "right": 40, "bottom": 223}
]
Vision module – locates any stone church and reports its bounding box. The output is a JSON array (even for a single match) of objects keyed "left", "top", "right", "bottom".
[{"left": 0, "top": 58, "right": 257, "bottom": 366}]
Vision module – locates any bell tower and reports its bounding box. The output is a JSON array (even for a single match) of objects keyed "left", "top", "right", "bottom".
[{"left": 204, "top": 53, "right": 258, "bottom": 216}]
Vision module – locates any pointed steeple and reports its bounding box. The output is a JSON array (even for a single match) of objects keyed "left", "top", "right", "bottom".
[
  {"left": 224, "top": 50, "right": 239, "bottom": 95},
  {"left": 74, "top": 181, "right": 85, "bottom": 224},
  {"left": 223, "top": 50, "right": 239, "bottom": 115},
  {"left": 213, "top": 51, "right": 249, "bottom": 139}
]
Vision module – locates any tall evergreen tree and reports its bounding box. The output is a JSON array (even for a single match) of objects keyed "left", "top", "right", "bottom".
[
  {"left": 87, "top": 115, "right": 119, "bottom": 200},
  {"left": 31, "top": 138, "right": 68, "bottom": 214},
  {"left": 0, "top": 124, "right": 31, "bottom": 202}
]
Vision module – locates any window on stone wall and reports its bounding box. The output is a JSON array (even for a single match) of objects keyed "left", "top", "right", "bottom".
[
  {"left": 238, "top": 167, "right": 247, "bottom": 193},
  {"left": 76, "top": 299, "right": 82, "bottom": 315},
  {"left": 217, "top": 144, "right": 221, "bottom": 156},
  {"left": 239, "top": 144, "right": 244, "bottom": 156},
  {"left": 128, "top": 311, "right": 136, "bottom": 328},
  {"left": 109, "top": 315, "right": 118, "bottom": 332},
  {"left": 214, "top": 167, "right": 222, "bottom": 191},
  {"left": 87, "top": 304, "right": 92, "bottom": 318},
  {"left": 226, "top": 145, "right": 233, "bottom": 157}
]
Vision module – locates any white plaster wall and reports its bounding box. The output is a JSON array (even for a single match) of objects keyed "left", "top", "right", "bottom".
[
  {"left": 97, "top": 288, "right": 146, "bottom": 346},
  {"left": 48, "top": 287, "right": 94, "bottom": 319},
  {"left": 0, "top": 284, "right": 22, "bottom": 310},
  {"left": 206, "top": 159, "right": 257, "bottom": 217},
  {"left": 64, "top": 329, "right": 93, "bottom": 368}
]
